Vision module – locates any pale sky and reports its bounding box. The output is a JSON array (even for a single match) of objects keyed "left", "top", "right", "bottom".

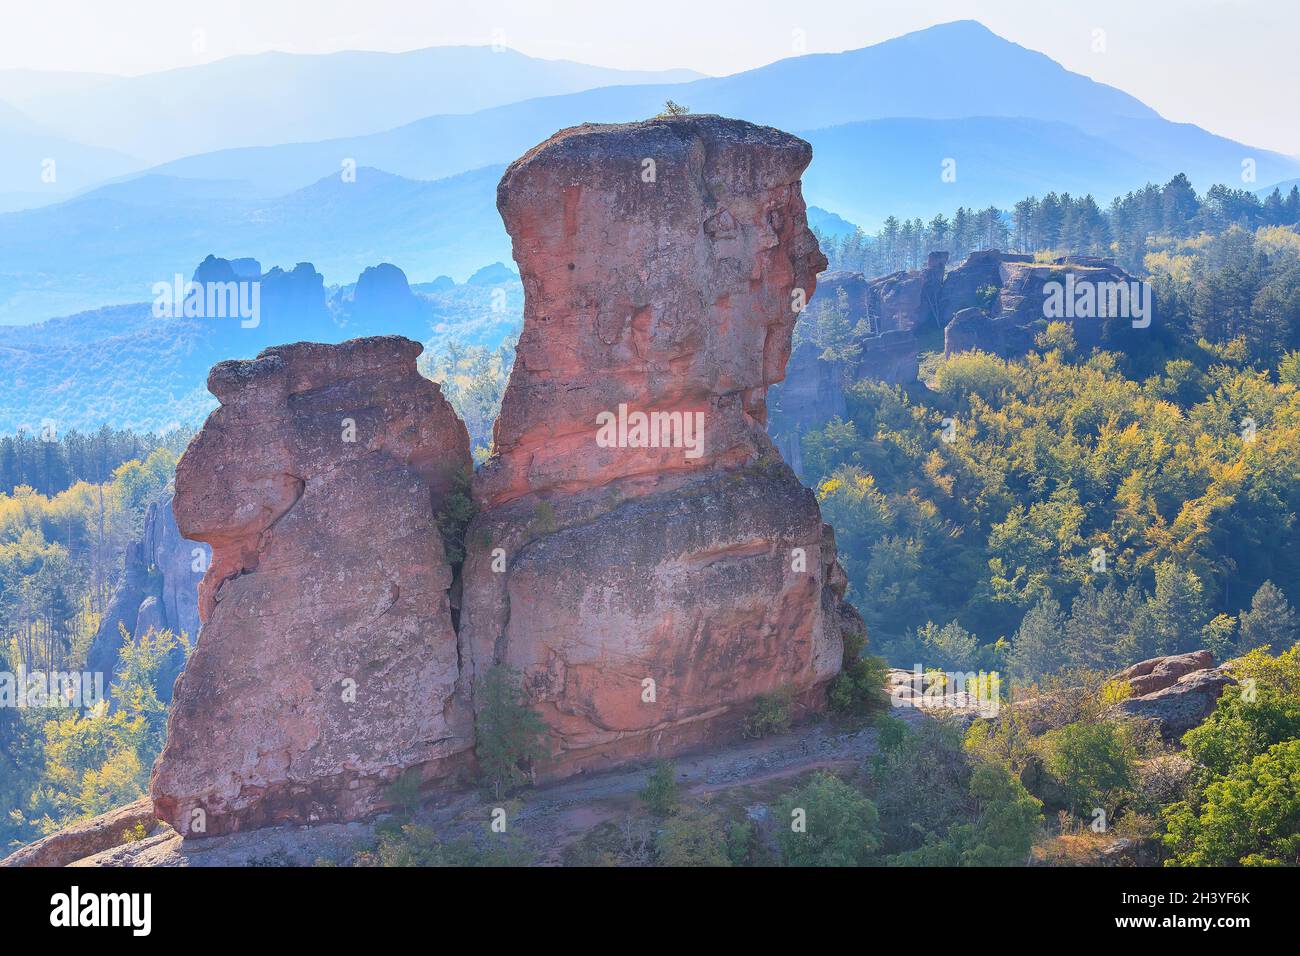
[{"left": 4, "top": 0, "right": 1298, "bottom": 156}]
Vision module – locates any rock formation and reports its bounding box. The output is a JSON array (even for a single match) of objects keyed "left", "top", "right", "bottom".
[
  {"left": 939, "top": 251, "right": 1141, "bottom": 353},
  {"left": 150, "top": 336, "right": 474, "bottom": 836},
  {"left": 814, "top": 252, "right": 946, "bottom": 337},
  {"left": 942, "top": 305, "right": 1034, "bottom": 357},
  {"left": 1113, "top": 650, "right": 1235, "bottom": 739},
  {"left": 0, "top": 798, "right": 160, "bottom": 868},
  {"left": 460, "top": 115, "right": 856, "bottom": 777},
  {"left": 85, "top": 493, "right": 207, "bottom": 704},
  {"left": 147, "top": 114, "right": 857, "bottom": 837},
  {"left": 339, "top": 262, "right": 430, "bottom": 334},
  {"left": 865, "top": 251, "right": 948, "bottom": 333},
  {"left": 856, "top": 328, "right": 922, "bottom": 385},
  {"left": 770, "top": 249, "right": 1149, "bottom": 456}
]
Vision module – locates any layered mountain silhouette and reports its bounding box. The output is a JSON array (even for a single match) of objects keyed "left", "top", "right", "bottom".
[
  {"left": 4, "top": 20, "right": 1299, "bottom": 326},
  {"left": 0, "top": 166, "right": 510, "bottom": 323},
  {"left": 144, "top": 21, "right": 1299, "bottom": 199},
  {"left": 0, "top": 47, "right": 700, "bottom": 165},
  {"left": 0, "top": 255, "right": 521, "bottom": 433}
]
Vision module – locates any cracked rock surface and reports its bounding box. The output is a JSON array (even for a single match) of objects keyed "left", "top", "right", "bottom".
[{"left": 151, "top": 336, "right": 473, "bottom": 837}]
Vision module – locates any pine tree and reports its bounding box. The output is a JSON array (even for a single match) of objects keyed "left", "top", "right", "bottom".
[
  {"left": 1009, "top": 595, "right": 1066, "bottom": 680},
  {"left": 475, "top": 665, "right": 549, "bottom": 798},
  {"left": 1239, "top": 581, "right": 1299, "bottom": 653}
]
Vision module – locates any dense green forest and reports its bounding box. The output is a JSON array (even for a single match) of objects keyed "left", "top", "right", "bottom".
[
  {"left": 1, "top": 440, "right": 179, "bottom": 846},
  {"left": 819, "top": 174, "right": 1300, "bottom": 276},
  {"left": 803, "top": 221, "right": 1300, "bottom": 675}
]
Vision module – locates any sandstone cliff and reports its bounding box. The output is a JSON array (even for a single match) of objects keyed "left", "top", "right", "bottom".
[
  {"left": 460, "top": 115, "right": 856, "bottom": 777},
  {"left": 141, "top": 114, "right": 859, "bottom": 837},
  {"left": 150, "top": 336, "right": 474, "bottom": 836},
  {"left": 772, "top": 250, "right": 1147, "bottom": 456}
]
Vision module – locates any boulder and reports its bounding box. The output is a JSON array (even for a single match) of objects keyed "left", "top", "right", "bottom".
[
  {"left": 151, "top": 335, "right": 474, "bottom": 837},
  {"left": 0, "top": 798, "right": 161, "bottom": 868},
  {"left": 1115, "top": 650, "right": 1214, "bottom": 696},
  {"left": 857, "top": 328, "right": 920, "bottom": 384},
  {"left": 1114, "top": 651, "right": 1234, "bottom": 739},
  {"left": 943, "top": 306, "right": 995, "bottom": 355},
  {"left": 461, "top": 115, "right": 854, "bottom": 777}
]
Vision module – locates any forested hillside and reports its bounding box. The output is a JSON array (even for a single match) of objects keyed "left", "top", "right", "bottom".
[
  {"left": 1, "top": 433, "right": 184, "bottom": 845},
  {"left": 4, "top": 170, "right": 1300, "bottom": 866},
  {"left": 801, "top": 178, "right": 1300, "bottom": 673}
]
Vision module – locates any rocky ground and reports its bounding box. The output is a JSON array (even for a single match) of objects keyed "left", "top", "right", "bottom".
[{"left": 10, "top": 709, "right": 932, "bottom": 867}]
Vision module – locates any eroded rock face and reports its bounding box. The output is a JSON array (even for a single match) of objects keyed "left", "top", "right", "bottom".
[
  {"left": 151, "top": 336, "right": 473, "bottom": 837},
  {"left": 476, "top": 115, "right": 826, "bottom": 509},
  {"left": 769, "top": 340, "right": 848, "bottom": 477},
  {"left": 0, "top": 799, "right": 160, "bottom": 868},
  {"left": 462, "top": 115, "right": 852, "bottom": 777}
]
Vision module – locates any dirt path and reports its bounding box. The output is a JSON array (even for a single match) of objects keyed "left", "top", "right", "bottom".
[{"left": 78, "top": 710, "right": 930, "bottom": 866}]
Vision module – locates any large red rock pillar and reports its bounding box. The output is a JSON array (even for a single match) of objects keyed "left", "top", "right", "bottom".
[
  {"left": 461, "top": 115, "right": 857, "bottom": 777},
  {"left": 151, "top": 336, "right": 473, "bottom": 836}
]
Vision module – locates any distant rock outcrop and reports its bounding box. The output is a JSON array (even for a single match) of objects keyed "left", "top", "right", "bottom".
[
  {"left": 1113, "top": 651, "right": 1235, "bottom": 739},
  {"left": 465, "top": 261, "right": 519, "bottom": 286},
  {"left": 190, "top": 254, "right": 333, "bottom": 344},
  {"left": 461, "top": 115, "right": 856, "bottom": 777},
  {"left": 941, "top": 305, "right": 1035, "bottom": 357},
  {"left": 771, "top": 249, "right": 1147, "bottom": 460},
  {"left": 338, "top": 262, "right": 430, "bottom": 334},
  {"left": 85, "top": 494, "right": 207, "bottom": 704},
  {"left": 151, "top": 336, "right": 474, "bottom": 837}
]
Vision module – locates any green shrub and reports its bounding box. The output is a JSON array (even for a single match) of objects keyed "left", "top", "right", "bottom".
[
  {"left": 871, "top": 719, "right": 971, "bottom": 854},
  {"left": 1163, "top": 739, "right": 1300, "bottom": 866},
  {"left": 775, "top": 771, "right": 880, "bottom": 867},
  {"left": 358, "top": 822, "right": 535, "bottom": 867},
  {"left": 743, "top": 686, "right": 795, "bottom": 738},
  {"left": 725, "top": 819, "right": 757, "bottom": 866},
  {"left": 1040, "top": 720, "right": 1136, "bottom": 815},
  {"left": 1182, "top": 647, "right": 1300, "bottom": 778},
  {"left": 828, "top": 628, "right": 888, "bottom": 716},
  {"left": 655, "top": 808, "right": 730, "bottom": 867},
  {"left": 638, "top": 760, "right": 680, "bottom": 816},
  {"left": 889, "top": 762, "right": 1042, "bottom": 867},
  {"left": 434, "top": 467, "right": 476, "bottom": 564}
]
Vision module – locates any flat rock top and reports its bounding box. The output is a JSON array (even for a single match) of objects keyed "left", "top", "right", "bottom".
[
  {"left": 207, "top": 334, "right": 425, "bottom": 402},
  {"left": 497, "top": 114, "right": 813, "bottom": 212},
  {"left": 501, "top": 113, "right": 811, "bottom": 172}
]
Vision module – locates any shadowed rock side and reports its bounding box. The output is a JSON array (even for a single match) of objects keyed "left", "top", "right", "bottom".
[
  {"left": 462, "top": 115, "right": 857, "bottom": 778},
  {"left": 86, "top": 492, "right": 207, "bottom": 704},
  {"left": 150, "top": 336, "right": 473, "bottom": 837}
]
